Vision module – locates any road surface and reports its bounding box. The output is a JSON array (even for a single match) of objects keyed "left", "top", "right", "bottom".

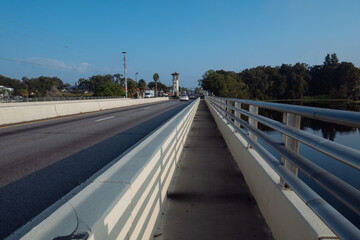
[{"left": 0, "top": 99, "right": 191, "bottom": 239}]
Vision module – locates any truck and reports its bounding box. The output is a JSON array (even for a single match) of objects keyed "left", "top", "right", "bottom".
[{"left": 144, "top": 90, "right": 155, "bottom": 98}]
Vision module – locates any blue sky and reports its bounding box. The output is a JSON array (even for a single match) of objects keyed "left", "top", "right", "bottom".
[{"left": 1, "top": 0, "right": 360, "bottom": 88}]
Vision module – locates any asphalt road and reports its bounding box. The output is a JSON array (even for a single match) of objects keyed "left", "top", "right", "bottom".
[{"left": 0, "top": 99, "right": 192, "bottom": 239}]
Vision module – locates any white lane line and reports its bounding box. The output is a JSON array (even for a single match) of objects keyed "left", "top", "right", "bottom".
[
  {"left": 95, "top": 116, "right": 115, "bottom": 122},
  {"left": 143, "top": 107, "right": 151, "bottom": 109}
]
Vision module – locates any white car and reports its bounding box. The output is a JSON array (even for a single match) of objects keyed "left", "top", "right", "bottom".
[{"left": 179, "top": 94, "right": 189, "bottom": 101}]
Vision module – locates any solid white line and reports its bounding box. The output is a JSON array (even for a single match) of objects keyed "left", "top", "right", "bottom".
[
  {"left": 143, "top": 107, "right": 151, "bottom": 109},
  {"left": 95, "top": 116, "right": 115, "bottom": 122}
]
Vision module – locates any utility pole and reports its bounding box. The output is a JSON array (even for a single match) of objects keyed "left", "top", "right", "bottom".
[{"left": 122, "top": 52, "right": 127, "bottom": 98}]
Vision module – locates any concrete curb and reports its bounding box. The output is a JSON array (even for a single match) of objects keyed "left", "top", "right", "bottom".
[
  {"left": 9, "top": 98, "right": 200, "bottom": 240},
  {"left": 0, "top": 98, "right": 169, "bottom": 126},
  {"left": 205, "top": 99, "right": 338, "bottom": 240}
]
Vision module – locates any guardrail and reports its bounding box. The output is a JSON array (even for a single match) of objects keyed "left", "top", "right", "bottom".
[
  {"left": 0, "top": 98, "right": 170, "bottom": 126},
  {"left": 8, "top": 98, "right": 199, "bottom": 240},
  {"left": 206, "top": 96, "right": 360, "bottom": 240},
  {"left": 0, "top": 96, "right": 127, "bottom": 103}
]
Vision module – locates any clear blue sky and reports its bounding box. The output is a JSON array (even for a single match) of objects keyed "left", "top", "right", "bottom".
[{"left": 1, "top": 0, "right": 360, "bottom": 88}]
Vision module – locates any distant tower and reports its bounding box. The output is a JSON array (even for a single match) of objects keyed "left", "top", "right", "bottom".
[{"left": 172, "top": 72, "right": 179, "bottom": 97}]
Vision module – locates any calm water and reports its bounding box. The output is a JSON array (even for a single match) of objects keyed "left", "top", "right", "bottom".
[{"left": 258, "top": 101, "right": 360, "bottom": 228}]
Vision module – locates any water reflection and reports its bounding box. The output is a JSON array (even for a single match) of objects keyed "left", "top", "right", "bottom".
[
  {"left": 249, "top": 101, "right": 360, "bottom": 228},
  {"left": 256, "top": 101, "right": 360, "bottom": 141}
]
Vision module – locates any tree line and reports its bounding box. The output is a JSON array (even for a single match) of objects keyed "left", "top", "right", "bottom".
[
  {"left": 0, "top": 73, "right": 172, "bottom": 98},
  {"left": 199, "top": 53, "right": 360, "bottom": 100}
]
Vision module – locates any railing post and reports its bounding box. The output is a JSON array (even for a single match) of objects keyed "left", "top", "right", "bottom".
[
  {"left": 234, "top": 102, "right": 241, "bottom": 129},
  {"left": 280, "top": 112, "right": 301, "bottom": 188},
  {"left": 225, "top": 100, "right": 229, "bottom": 118},
  {"left": 249, "top": 105, "right": 258, "bottom": 144},
  {"left": 228, "top": 100, "right": 233, "bottom": 117}
]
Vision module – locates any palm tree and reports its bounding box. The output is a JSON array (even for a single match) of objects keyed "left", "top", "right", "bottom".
[
  {"left": 138, "top": 79, "right": 146, "bottom": 98},
  {"left": 153, "top": 73, "right": 159, "bottom": 97},
  {"left": 1, "top": 88, "right": 6, "bottom": 100}
]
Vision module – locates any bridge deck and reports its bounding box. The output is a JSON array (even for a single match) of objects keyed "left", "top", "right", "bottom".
[{"left": 154, "top": 100, "right": 273, "bottom": 240}]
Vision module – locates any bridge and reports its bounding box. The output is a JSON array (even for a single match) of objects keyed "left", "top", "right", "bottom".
[{"left": 1, "top": 97, "right": 360, "bottom": 240}]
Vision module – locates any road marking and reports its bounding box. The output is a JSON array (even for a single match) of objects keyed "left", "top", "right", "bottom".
[
  {"left": 143, "top": 107, "right": 151, "bottom": 109},
  {"left": 95, "top": 116, "right": 115, "bottom": 122},
  {"left": 0, "top": 112, "right": 92, "bottom": 129}
]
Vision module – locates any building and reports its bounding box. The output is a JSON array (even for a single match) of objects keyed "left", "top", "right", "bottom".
[
  {"left": 171, "top": 72, "right": 179, "bottom": 97},
  {"left": 0, "top": 85, "right": 14, "bottom": 98}
]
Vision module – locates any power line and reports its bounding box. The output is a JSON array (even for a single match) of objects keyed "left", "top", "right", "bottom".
[{"left": 0, "top": 12, "right": 125, "bottom": 78}]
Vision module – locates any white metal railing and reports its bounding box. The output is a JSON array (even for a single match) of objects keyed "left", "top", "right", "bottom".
[{"left": 206, "top": 96, "right": 360, "bottom": 240}]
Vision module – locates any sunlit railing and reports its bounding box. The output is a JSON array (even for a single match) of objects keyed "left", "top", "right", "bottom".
[{"left": 206, "top": 96, "right": 360, "bottom": 240}]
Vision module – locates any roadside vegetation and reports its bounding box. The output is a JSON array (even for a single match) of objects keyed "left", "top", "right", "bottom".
[
  {"left": 199, "top": 53, "right": 360, "bottom": 101},
  {"left": 0, "top": 73, "right": 173, "bottom": 98}
]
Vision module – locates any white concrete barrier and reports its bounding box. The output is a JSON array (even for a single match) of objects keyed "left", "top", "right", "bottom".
[
  {"left": 0, "top": 98, "right": 169, "bottom": 126},
  {"left": 205, "top": 99, "right": 338, "bottom": 240},
  {"left": 8, "top": 98, "right": 199, "bottom": 240}
]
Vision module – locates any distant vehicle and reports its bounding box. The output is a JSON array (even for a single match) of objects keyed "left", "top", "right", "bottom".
[
  {"left": 179, "top": 94, "right": 189, "bottom": 101},
  {"left": 144, "top": 90, "right": 155, "bottom": 98},
  {"left": 189, "top": 94, "right": 196, "bottom": 99}
]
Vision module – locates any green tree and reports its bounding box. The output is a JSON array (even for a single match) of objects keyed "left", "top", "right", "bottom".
[
  {"left": 153, "top": 73, "right": 159, "bottom": 97},
  {"left": 241, "top": 67, "right": 269, "bottom": 99},
  {"left": 199, "top": 70, "right": 225, "bottom": 96},
  {"left": 21, "top": 76, "right": 64, "bottom": 97},
  {"left": 127, "top": 79, "right": 138, "bottom": 98},
  {"left": 148, "top": 81, "right": 167, "bottom": 92},
  {"left": 335, "top": 62, "right": 360, "bottom": 99},
  {"left": 200, "top": 70, "right": 248, "bottom": 98},
  {"left": 331, "top": 53, "right": 339, "bottom": 66},
  {"left": 310, "top": 53, "right": 341, "bottom": 97},
  {"left": 265, "top": 67, "right": 287, "bottom": 99},
  {"left": 94, "top": 82, "right": 124, "bottom": 96},
  {"left": 138, "top": 79, "right": 146, "bottom": 98},
  {"left": 289, "top": 63, "right": 310, "bottom": 99},
  {"left": 87, "top": 74, "right": 114, "bottom": 92},
  {"left": 0, "top": 75, "right": 22, "bottom": 95}
]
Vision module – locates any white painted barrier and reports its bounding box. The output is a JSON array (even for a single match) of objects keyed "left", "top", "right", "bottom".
[
  {"left": 8, "top": 98, "right": 199, "bottom": 240},
  {"left": 205, "top": 99, "right": 338, "bottom": 240},
  {"left": 0, "top": 98, "right": 169, "bottom": 126}
]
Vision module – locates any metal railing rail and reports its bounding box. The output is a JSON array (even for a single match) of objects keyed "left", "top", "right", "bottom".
[
  {"left": 234, "top": 99, "right": 360, "bottom": 128},
  {"left": 219, "top": 100, "right": 360, "bottom": 170},
  {"left": 206, "top": 96, "right": 360, "bottom": 240}
]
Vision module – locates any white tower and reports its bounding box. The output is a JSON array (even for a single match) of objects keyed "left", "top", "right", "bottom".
[{"left": 172, "top": 72, "right": 179, "bottom": 97}]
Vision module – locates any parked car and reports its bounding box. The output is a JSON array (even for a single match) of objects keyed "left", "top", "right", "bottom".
[
  {"left": 179, "top": 94, "right": 189, "bottom": 101},
  {"left": 144, "top": 90, "right": 155, "bottom": 98}
]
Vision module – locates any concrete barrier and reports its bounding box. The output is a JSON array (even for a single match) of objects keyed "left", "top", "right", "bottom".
[
  {"left": 8, "top": 98, "right": 199, "bottom": 240},
  {"left": 205, "top": 99, "right": 338, "bottom": 240},
  {"left": 0, "top": 98, "right": 169, "bottom": 126}
]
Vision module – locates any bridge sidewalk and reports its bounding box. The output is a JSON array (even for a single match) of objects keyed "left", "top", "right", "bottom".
[{"left": 154, "top": 100, "right": 273, "bottom": 240}]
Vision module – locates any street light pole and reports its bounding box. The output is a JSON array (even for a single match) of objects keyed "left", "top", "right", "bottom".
[
  {"left": 135, "top": 72, "right": 138, "bottom": 82},
  {"left": 122, "top": 52, "right": 127, "bottom": 98}
]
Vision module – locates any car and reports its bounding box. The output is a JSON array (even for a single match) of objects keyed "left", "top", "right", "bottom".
[{"left": 179, "top": 94, "right": 189, "bottom": 101}]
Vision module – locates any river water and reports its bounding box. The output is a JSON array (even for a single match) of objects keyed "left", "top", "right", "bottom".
[{"left": 259, "top": 101, "right": 360, "bottom": 229}]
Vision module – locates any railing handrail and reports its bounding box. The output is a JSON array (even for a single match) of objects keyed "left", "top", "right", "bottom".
[
  {"left": 219, "top": 98, "right": 360, "bottom": 128},
  {"left": 215, "top": 99, "right": 360, "bottom": 171},
  {"left": 206, "top": 96, "right": 360, "bottom": 240}
]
